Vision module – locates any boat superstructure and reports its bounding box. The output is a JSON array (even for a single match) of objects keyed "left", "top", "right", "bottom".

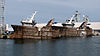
[
  {"left": 21, "top": 11, "right": 37, "bottom": 26},
  {"left": 62, "top": 11, "right": 90, "bottom": 27},
  {"left": 62, "top": 15, "right": 75, "bottom": 27},
  {"left": 18, "top": 11, "right": 100, "bottom": 31}
]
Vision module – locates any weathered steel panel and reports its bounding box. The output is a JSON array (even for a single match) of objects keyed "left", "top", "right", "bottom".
[{"left": 9, "top": 25, "right": 93, "bottom": 39}]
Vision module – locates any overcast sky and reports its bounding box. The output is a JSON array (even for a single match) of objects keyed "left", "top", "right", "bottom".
[{"left": 5, "top": 0, "right": 100, "bottom": 25}]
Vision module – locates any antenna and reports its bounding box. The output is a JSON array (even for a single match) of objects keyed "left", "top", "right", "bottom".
[{"left": 0, "top": 0, "right": 5, "bottom": 37}]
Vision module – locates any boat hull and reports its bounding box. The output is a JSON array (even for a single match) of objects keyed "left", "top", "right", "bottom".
[
  {"left": 10, "top": 25, "right": 40, "bottom": 39},
  {"left": 9, "top": 25, "right": 93, "bottom": 39}
]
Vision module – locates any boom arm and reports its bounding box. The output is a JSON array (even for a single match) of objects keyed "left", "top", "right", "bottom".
[
  {"left": 30, "top": 11, "right": 37, "bottom": 20},
  {"left": 69, "top": 15, "right": 75, "bottom": 24}
]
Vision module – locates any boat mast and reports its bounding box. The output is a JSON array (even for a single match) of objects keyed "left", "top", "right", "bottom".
[
  {"left": 83, "top": 15, "right": 90, "bottom": 22},
  {"left": 74, "top": 11, "right": 80, "bottom": 22}
]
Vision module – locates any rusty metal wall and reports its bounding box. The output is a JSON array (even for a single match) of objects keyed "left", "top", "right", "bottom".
[{"left": 9, "top": 25, "right": 93, "bottom": 39}]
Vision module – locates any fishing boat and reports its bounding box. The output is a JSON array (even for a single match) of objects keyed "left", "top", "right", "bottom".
[{"left": 9, "top": 10, "right": 93, "bottom": 39}]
